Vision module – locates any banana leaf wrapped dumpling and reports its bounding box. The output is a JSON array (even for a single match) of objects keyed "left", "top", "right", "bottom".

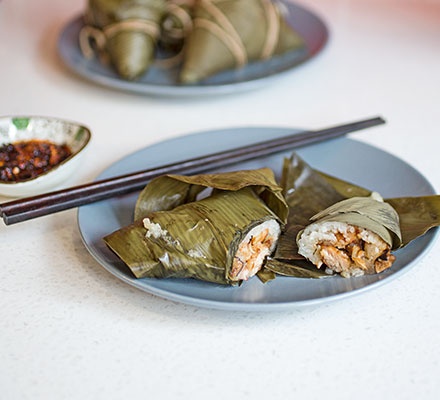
[
  {"left": 83, "top": 0, "right": 167, "bottom": 80},
  {"left": 272, "top": 153, "right": 440, "bottom": 279},
  {"left": 104, "top": 169, "right": 288, "bottom": 285},
  {"left": 297, "top": 194, "right": 402, "bottom": 277},
  {"left": 180, "top": 0, "right": 305, "bottom": 83}
]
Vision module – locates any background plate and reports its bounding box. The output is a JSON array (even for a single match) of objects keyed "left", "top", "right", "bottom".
[
  {"left": 58, "top": 1, "right": 328, "bottom": 96},
  {"left": 78, "top": 127, "right": 438, "bottom": 311}
]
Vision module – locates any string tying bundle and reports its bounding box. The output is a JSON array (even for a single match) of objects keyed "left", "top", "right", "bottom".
[
  {"left": 193, "top": 0, "right": 282, "bottom": 68},
  {"left": 79, "top": 18, "right": 160, "bottom": 64}
]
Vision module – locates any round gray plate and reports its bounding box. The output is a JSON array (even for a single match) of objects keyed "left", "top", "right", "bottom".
[
  {"left": 58, "top": 1, "right": 328, "bottom": 96},
  {"left": 78, "top": 127, "right": 438, "bottom": 311}
]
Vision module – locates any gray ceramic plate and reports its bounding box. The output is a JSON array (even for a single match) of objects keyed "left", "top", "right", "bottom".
[
  {"left": 78, "top": 127, "right": 438, "bottom": 311},
  {"left": 58, "top": 1, "right": 328, "bottom": 96}
]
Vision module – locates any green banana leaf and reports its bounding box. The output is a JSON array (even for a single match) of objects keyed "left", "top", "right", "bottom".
[
  {"left": 86, "top": 0, "right": 166, "bottom": 80},
  {"left": 104, "top": 169, "right": 287, "bottom": 285},
  {"left": 180, "top": 0, "right": 305, "bottom": 83},
  {"left": 378, "top": 196, "right": 440, "bottom": 248},
  {"left": 256, "top": 267, "right": 276, "bottom": 283},
  {"left": 265, "top": 258, "right": 329, "bottom": 278},
  {"left": 317, "top": 172, "right": 372, "bottom": 198},
  {"left": 274, "top": 153, "right": 345, "bottom": 261},
  {"left": 134, "top": 168, "right": 288, "bottom": 222},
  {"left": 309, "top": 195, "right": 402, "bottom": 248},
  {"left": 318, "top": 168, "right": 440, "bottom": 248},
  {"left": 274, "top": 153, "right": 440, "bottom": 277}
]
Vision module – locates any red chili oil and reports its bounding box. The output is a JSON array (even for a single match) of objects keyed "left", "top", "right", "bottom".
[{"left": 0, "top": 140, "right": 72, "bottom": 182}]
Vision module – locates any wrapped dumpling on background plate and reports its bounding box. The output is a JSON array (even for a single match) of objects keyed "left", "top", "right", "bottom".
[
  {"left": 83, "top": 0, "right": 166, "bottom": 80},
  {"left": 104, "top": 169, "right": 288, "bottom": 285},
  {"left": 180, "top": 0, "right": 305, "bottom": 83}
]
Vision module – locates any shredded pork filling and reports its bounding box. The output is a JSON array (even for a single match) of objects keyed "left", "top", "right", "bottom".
[
  {"left": 229, "top": 221, "right": 280, "bottom": 281},
  {"left": 299, "top": 223, "right": 395, "bottom": 277}
]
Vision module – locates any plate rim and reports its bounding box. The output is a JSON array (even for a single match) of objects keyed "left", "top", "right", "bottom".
[
  {"left": 57, "top": 1, "right": 329, "bottom": 97},
  {"left": 77, "top": 126, "right": 439, "bottom": 311}
]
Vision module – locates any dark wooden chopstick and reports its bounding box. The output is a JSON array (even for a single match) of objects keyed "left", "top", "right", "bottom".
[{"left": 0, "top": 116, "right": 385, "bottom": 225}]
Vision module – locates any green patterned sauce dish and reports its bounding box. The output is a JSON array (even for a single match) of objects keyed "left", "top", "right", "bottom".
[{"left": 0, "top": 116, "right": 91, "bottom": 197}]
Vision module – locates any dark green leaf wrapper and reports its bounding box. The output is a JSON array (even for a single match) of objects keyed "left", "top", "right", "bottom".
[
  {"left": 265, "top": 258, "right": 329, "bottom": 279},
  {"left": 256, "top": 267, "right": 277, "bottom": 283},
  {"left": 385, "top": 196, "right": 440, "bottom": 248},
  {"left": 274, "top": 153, "right": 440, "bottom": 277},
  {"left": 275, "top": 154, "right": 345, "bottom": 261}
]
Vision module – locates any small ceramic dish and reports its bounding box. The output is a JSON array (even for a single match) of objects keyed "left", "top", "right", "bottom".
[{"left": 0, "top": 116, "right": 91, "bottom": 197}]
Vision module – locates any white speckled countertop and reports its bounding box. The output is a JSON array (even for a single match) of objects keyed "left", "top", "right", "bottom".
[{"left": 1, "top": 0, "right": 440, "bottom": 399}]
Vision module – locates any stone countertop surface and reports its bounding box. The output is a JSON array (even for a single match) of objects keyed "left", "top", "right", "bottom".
[{"left": 1, "top": 0, "right": 439, "bottom": 399}]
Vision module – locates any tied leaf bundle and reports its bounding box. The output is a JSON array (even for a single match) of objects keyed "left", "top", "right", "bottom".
[
  {"left": 82, "top": 0, "right": 167, "bottom": 80},
  {"left": 104, "top": 169, "right": 288, "bottom": 285},
  {"left": 180, "top": 0, "right": 305, "bottom": 83}
]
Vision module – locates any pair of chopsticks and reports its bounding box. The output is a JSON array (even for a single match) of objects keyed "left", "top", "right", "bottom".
[{"left": 0, "top": 116, "right": 385, "bottom": 225}]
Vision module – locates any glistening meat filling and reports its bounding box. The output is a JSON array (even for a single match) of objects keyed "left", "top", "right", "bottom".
[
  {"left": 229, "top": 220, "right": 281, "bottom": 281},
  {"left": 316, "top": 227, "right": 395, "bottom": 277}
]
